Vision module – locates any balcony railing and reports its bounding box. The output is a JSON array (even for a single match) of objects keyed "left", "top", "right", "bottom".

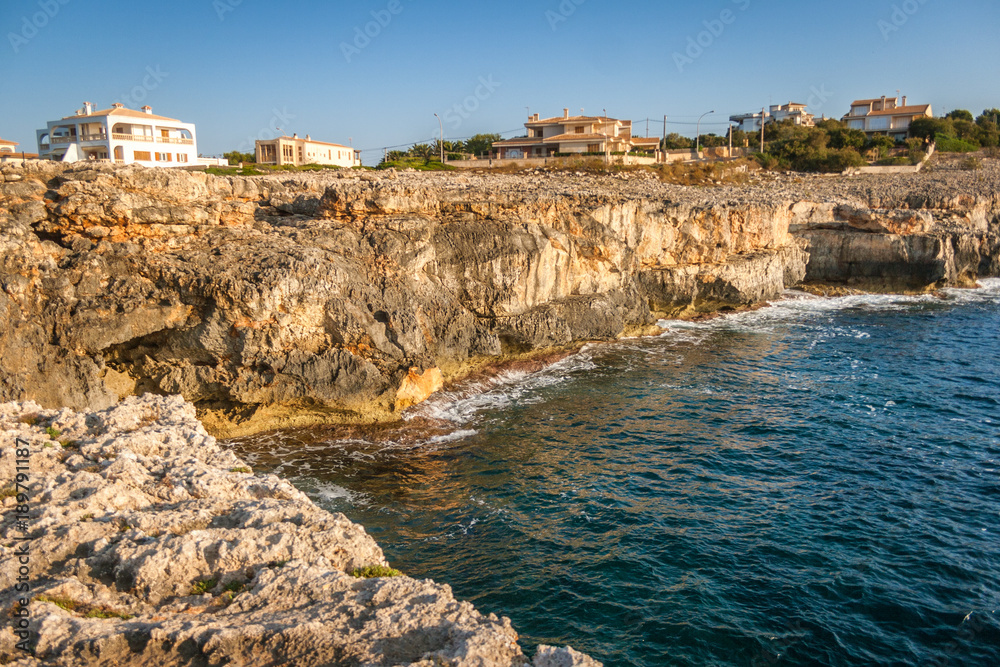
[
  {"left": 79, "top": 134, "right": 107, "bottom": 142},
  {"left": 112, "top": 133, "right": 154, "bottom": 142},
  {"left": 51, "top": 136, "right": 75, "bottom": 144},
  {"left": 39, "top": 143, "right": 50, "bottom": 150},
  {"left": 156, "top": 137, "right": 194, "bottom": 145}
]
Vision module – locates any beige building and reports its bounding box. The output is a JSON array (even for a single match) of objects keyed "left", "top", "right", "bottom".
[
  {"left": 0, "top": 137, "right": 18, "bottom": 154},
  {"left": 730, "top": 102, "right": 816, "bottom": 133},
  {"left": 255, "top": 134, "right": 360, "bottom": 167},
  {"left": 842, "top": 95, "right": 932, "bottom": 141},
  {"left": 493, "top": 109, "right": 641, "bottom": 159}
]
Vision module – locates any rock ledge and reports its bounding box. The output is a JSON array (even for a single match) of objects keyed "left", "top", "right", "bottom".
[{"left": 0, "top": 394, "right": 599, "bottom": 666}]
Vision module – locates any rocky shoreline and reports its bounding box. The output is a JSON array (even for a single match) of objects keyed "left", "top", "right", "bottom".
[
  {"left": 0, "top": 394, "right": 598, "bottom": 666},
  {"left": 2, "top": 159, "right": 996, "bottom": 438},
  {"left": 1, "top": 158, "right": 998, "bottom": 665}
]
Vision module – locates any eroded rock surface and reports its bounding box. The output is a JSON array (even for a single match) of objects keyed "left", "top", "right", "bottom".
[
  {"left": 0, "top": 395, "right": 598, "bottom": 666},
  {"left": 0, "top": 160, "right": 997, "bottom": 435}
]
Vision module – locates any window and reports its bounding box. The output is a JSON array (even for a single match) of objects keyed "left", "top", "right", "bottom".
[
  {"left": 155, "top": 152, "right": 172, "bottom": 162},
  {"left": 282, "top": 145, "right": 294, "bottom": 160},
  {"left": 134, "top": 151, "right": 151, "bottom": 161},
  {"left": 177, "top": 153, "right": 188, "bottom": 163},
  {"left": 588, "top": 144, "right": 600, "bottom": 152},
  {"left": 575, "top": 126, "right": 585, "bottom": 134}
]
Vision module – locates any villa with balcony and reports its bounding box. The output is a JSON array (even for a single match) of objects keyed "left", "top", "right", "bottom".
[
  {"left": 36, "top": 102, "right": 198, "bottom": 167},
  {"left": 841, "top": 95, "right": 932, "bottom": 141},
  {"left": 730, "top": 102, "right": 816, "bottom": 134},
  {"left": 493, "top": 109, "right": 637, "bottom": 159}
]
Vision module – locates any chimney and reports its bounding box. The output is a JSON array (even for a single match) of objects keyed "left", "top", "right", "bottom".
[
  {"left": 141, "top": 105, "right": 153, "bottom": 114},
  {"left": 880, "top": 95, "right": 886, "bottom": 110},
  {"left": 563, "top": 108, "right": 569, "bottom": 119},
  {"left": 83, "top": 101, "right": 93, "bottom": 115},
  {"left": 902, "top": 95, "right": 907, "bottom": 107},
  {"left": 112, "top": 102, "right": 124, "bottom": 109},
  {"left": 305, "top": 134, "right": 311, "bottom": 141},
  {"left": 292, "top": 133, "right": 298, "bottom": 139}
]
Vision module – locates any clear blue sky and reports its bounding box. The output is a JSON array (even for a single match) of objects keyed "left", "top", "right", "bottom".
[{"left": 2, "top": 0, "right": 998, "bottom": 163}]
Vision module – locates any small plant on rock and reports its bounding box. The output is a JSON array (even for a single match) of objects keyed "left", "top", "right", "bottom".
[
  {"left": 190, "top": 578, "right": 217, "bottom": 595},
  {"left": 351, "top": 565, "right": 402, "bottom": 579},
  {"left": 229, "top": 466, "right": 252, "bottom": 474},
  {"left": 45, "top": 426, "right": 61, "bottom": 439}
]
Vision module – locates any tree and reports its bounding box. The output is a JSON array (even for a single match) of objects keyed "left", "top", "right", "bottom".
[
  {"left": 409, "top": 143, "right": 435, "bottom": 164},
  {"left": 946, "top": 109, "right": 974, "bottom": 122},
  {"left": 976, "top": 109, "right": 1000, "bottom": 128},
  {"left": 909, "top": 116, "right": 954, "bottom": 141},
  {"left": 661, "top": 133, "right": 692, "bottom": 150},
  {"left": 465, "top": 133, "right": 501, "bottom": 157},
  {"left": 828, "top": 128, "right": 866, "bottom": 150},
  {"left": 224, "top": 150, "right": 255, "bottom": 164}
]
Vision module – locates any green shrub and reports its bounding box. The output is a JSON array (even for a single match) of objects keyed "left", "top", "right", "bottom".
[
  {"left": 190, "top": 578, "right": 217, "bottom": 595},
  {"left": 45, "top": 426, "right": 61, "bottom": 439},
  {"left": 351, "top": 565, "right": 402, "bottom": 578},
  {"left": 935, "top": 134, "right": 978, "bottom": 153}
]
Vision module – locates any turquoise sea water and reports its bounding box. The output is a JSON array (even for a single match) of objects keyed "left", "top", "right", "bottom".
[{"left": 230, "top": 281, "right": 1000, "bottom": 666}]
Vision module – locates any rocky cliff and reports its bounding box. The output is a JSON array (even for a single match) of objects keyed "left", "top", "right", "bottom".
[
  {"left": 0, "top": 394, "right": 598, "bottom": 666},
  {"left": 0, "top": 160, "right": 997, "bottom": 435}
]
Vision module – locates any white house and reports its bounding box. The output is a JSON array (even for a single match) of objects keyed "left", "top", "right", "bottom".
[
  {"left": 730, "top": 102, "right": 816, "bottom": 133},
  {"left": 255, "top": 134, "right": 360, "bottom": 167},
  {"left": 493, "top": 109, "right": 637, "bottom": 159},
  {"left": 841, "top": 95, "right": 932, "bottom": 141},
  {"left": 36, "top": 102, "right": 198, "bottom": 167}
]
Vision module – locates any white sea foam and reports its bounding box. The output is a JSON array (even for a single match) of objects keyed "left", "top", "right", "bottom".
[{"left": 408, "top": 353, "right": 597, "bottom": 426}]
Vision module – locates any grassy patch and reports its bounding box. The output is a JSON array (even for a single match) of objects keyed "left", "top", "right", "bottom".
[
  {"left": 190, "top": 578, "right": 217, "bottom": 595},
  {"left": 377, "top": 158, "right": 456, "bottom": 172},
  {"left": 0, "top": 486, "right": 18, "bottom": 500},
  {"left": 45, "top": 426, "right": 61, "bottom": 439},
  {"left": 34, "top": 595, "right": 132, "bottom": 620},
  {"left": 61, "top": 440, "right": 79, "bottom": 450},
  {"left": 229, "top": 466, "right": 252, "bottom": 474},
  {"left": 351, "top": 565, "right": 403, "bottom": 579},
  {"left": 20, "top": 415, "right": 38, "bottom": 426}
]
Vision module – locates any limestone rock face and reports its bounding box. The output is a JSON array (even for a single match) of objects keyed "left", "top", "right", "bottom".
[
  {"left": 0, "top": 395, "right": 599, "bottom": 666},
  {"left": 0, "top": 164, "right": 811, "bottom": 434},
  {"left": 1, "top": 161, "right": 997, "bottom": 433}
]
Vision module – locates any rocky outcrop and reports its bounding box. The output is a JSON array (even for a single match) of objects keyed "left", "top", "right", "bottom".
[
  {"left": 0, "top": 164, "right": 809, "bottom": 435},
  {"left": 0, "top": 395, "right": 599, "bottom": 666},
  {"left": 1, "top": 160, "right": 997, "bottom": 433},
  {"left": 790, "top": 195, "right": 1000, "bottom": 291}
]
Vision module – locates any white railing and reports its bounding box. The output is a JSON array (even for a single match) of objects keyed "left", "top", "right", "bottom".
[
  {"left": 112, "top": 133, "right": 154, "bottom": 142},
  {"left": 51, "top": 136, "right": 74, "bottom": 144},
  {"left": 156, "top": 137, "right": 194, "bottom": 145},
  {"left": 79, "top": 134, "right": 106, "bottom": 142}
]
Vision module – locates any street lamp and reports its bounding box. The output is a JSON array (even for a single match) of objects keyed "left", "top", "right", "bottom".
[
  {"left": 434, "top": 113, "right": 444, "bottom": 163},
  {"left": 696, "top": 110, "right": 715, "bottom": 155}
]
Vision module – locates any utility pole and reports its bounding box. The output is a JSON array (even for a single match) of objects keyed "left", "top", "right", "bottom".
[
  {"left": 728, "top": 124, "right": 733, "bottom": 156},
  {"left": 760, "top": 107, "right": 765, "bottom": 153},
  {"left": 434, "top": 113, "right": 444, "bottom": 163},
  {"left": 662, "top": 115, "right": 667, "bottom": 164},
  {"left": 646, "top": 118, "right": 649, "bottom": 138}
]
